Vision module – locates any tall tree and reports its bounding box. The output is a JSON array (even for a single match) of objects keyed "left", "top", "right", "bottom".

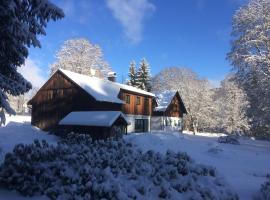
[
  {"left": 215, "top": 76, "right": 250, "bottom": 134},
  {"left": 152, "top": 67, "right": 217, "bottom": 133},
  {"left": 50, "top": 38, "right": 111, "bottom": 78},
  {"left": 227, "top": 0, "right": 270, "bottom": 135},
  {"left": 0, "top": 0, "right": 64, "bottom": 124},
  {"left": 127, "top": 60, "right": 137, "bottom": 86},
  {"left": 137, "top": 58, "right": 151, "bottom": 91}
]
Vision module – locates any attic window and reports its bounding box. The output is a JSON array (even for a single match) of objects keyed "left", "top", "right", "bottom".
[
  {"left": 125, "top": 95, "right": 130, "bottom": 104},
  {"left": 136, "top": 97, "right": 141, "bottom": 105}
]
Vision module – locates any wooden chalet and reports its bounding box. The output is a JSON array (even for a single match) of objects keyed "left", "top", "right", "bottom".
[
  {"left": 28, "top": 69, "right": 187, "bottom": 138},
  {"left": 151, "top": 91, "right": 187, "bottom": 131},
  {"left": 28, "top": 69, "right": 155, "bottom": 136}
]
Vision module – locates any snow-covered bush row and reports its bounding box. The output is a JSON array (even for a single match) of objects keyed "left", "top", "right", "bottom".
[
  {"left": 0, "top": 133, "right": 238, "bottom": 199},
  {"left": 255, "top": 175, "right": 270, "bottom": 200},
  {"left": 217, "top": 135, "right": 240, "bottom": 145}
]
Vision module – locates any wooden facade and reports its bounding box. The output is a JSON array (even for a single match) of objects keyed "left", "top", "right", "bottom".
[
  {"left": 153, "top": 91, "right": 187, "bottom": 117},
  {"left": 28, "top": 69, "right": 186, "bottom": 135},
  {"left": 119, "top": 90, "right": 152, "bottom": 116},
  {"left": 28, "top": 71, "right": 121, "bottom": 131}
]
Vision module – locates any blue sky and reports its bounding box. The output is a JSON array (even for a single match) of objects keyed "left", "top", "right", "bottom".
[{"left": 21, "top": 0, "right": 247, "bottom": 88}]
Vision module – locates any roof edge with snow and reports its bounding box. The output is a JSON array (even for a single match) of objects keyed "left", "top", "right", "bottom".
[{"left": 59, "top": 111, "right": 129, "bottom": 127}]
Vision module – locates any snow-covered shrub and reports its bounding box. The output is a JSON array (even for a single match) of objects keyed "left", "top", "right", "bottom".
[
  {"left": 0, "top": 133, "right": 238, "bottom": 199},
  {"left": 254, "top": 175, "right": 270, "bottom": 200},
  {"left": 218, "top": 135, "right": 240, "bottom": 145}
]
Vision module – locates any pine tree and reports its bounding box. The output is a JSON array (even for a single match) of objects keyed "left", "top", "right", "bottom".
[
  {"left": 127, "top": 60, "right": 137, "bottom": 86},
  {"left": 136, "top": 58, "right": 151, "bottom": 91},
  {"left": 0, "top": 0, "right": 64, "bottom": 124}
]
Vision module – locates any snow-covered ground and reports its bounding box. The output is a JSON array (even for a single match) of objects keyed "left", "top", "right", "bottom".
[
  {"left": 0, "top": 115, "right": 58, "bottom": 162},
  {"left": 125, "top": 132, "right": 270, "bottom": 200},
  {"left": 0, "top": 115, "right": 269, "bottom": 199}
]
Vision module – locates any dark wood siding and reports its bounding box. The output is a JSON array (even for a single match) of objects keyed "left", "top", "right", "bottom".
[
  {"left": 119, "top": 89, "right": 152, "bottom": 116},
  {"left": 153, "top": 92, "right": 186, "bottom": 118},
  {"left": 29, "top": 71, "right": 121, "bottom": 131},
  {"left": 164, "top": 94, "right": 182, "bottom": 117},
  {"left": 57, "top": 116, "right": 127, "bottom": 140}
]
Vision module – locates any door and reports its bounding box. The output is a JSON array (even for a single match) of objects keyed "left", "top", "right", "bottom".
[{"left": 135, "top": 119, "right": 149, "bottom": 132}]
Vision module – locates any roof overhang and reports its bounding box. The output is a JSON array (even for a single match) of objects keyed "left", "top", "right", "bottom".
[{"left": 59, "top": 111, "right": 130, "bottom": 127}]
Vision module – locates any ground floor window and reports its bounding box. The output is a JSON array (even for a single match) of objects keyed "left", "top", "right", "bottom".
[{"left": 135, "top": 119, "right": 149, "bottom": 132}]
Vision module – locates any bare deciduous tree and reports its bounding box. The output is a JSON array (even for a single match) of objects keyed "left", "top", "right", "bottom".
[{"left": 50, "top": 38, "right": 111, "bottom": 78}]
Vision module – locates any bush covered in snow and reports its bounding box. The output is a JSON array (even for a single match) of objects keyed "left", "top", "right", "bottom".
[
  {"left": 217, "top": 135, "right": 240, "bottom": 145},
  {"left": 0, "top": 133, "right": 238, "bottom": 199},
  {"left": 255, "top": 175, "right": 270, "bottom": 200}
]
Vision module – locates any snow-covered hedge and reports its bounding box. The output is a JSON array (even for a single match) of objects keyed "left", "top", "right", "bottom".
[
  {"left": 0, "top": 133, "right": 238, "bottom": 199},
  {"left": 217, "top": 135, "right": 240, "bottom": 145},
  {"left": 255, "top": 175, "right": 270, "bottom": 200}
]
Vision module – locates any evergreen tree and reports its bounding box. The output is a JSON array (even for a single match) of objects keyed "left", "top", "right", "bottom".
[
  {"left": 137, "top": 58, "right": 151, "bottom": 91},
  {"left": 127, "top": 60, "right": 137, "bottom": 86},
  {"left": 0, "top": 0, "right": 64, "bottom": 124}
]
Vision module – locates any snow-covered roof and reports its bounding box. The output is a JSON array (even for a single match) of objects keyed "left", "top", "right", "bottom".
[
  {"left": 59, "top": 111, "right": 129, "bottom": 127},
  {"left": 154, "top": 90, "right": 177, "bottom": 112},
  {"left": 59, "top": 69, "right": 154, "bottom": 104}
]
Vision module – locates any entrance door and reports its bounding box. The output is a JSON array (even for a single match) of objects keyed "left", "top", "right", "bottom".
[{"left": 135, "top": 119, "right": 149, "bottom": 132}]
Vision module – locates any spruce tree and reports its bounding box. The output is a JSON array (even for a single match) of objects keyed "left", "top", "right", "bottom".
[
  {"left": 127, "top": 60, "right": 137, "bottom": 86},
  {"left": 0, "top": 1, "right": 64, "bottom": 124},
  {"left": 137, "top": 58, "right": 151, "bottom": 91}
]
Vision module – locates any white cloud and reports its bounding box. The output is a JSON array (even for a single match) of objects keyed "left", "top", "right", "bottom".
[
  {"left": 18, "top": 59, "right": 47, "bottom": 88},
  {"left": 106, "top": 0, "right": 155, "bottom": 44}
]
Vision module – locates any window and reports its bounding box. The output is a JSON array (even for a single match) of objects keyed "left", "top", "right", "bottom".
[
  {"left": 135, "top": 119, "right": 149, "bottom": 132},
  {"left": 136, "top": 96, "right": 141, "bottom": 105},
  {"left": 173, "top": 105, "right": 178, "bottom": 112},
  {"left": 144, "top": 98, "right": 149, "bottom": 114},
  {"left": 145, "top": 98, "right": 149, "bottom": 107},
  {"left": 125, "top": 95, "right": 130, "bottom": 104}
]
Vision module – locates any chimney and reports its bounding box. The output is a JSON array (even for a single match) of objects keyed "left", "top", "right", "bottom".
[
  {"left": 90, "top": 68, "right": 96, "bottom": 76},
  {"left": 107, "top": 72, "right": 117, "bottom": 82}
]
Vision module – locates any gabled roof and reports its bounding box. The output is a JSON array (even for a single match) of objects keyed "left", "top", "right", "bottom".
[
  {"left": 154, "top": 90, "right": 176, "bottom": 112},
  {"left": 59, "top": 69, "right": 154, "bottom": 104},
  {"left": 153, "top": 90, "right": 187, "bottom": 114},
  {"left": 59, "top": 111, "right": 129, "bottom": 127}
]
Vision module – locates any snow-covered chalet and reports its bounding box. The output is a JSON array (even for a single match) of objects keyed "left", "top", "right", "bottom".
[{"left": 28, "top": 69, "right": 187, "bottom": 138}]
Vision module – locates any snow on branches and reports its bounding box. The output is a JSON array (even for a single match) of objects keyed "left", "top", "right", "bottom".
[
  {"left": 227, "top": 0, "right": 270, "bottom": 135},
  {"left": 0, "top": 133, "right": 238, "bottom": 199},
  {"left": 50, "top": 38, "right": 111, "bottom": 78},
  {"left": 0, "top": 0, "right": 64, "bottom": 124},
  {"left": 126, "top": 58, "right": 152, "bottom": 91}
]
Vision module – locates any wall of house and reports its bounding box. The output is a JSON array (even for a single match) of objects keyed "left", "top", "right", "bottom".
[
  {"left": 151, "top": 116, "right": 183, "bottom": 132},
  {"left": 119, "top": 90, "right": 152, "bottom": 116},
  {"left": 164, "top": 94, "right": 183, "bottom": 118},
  {"left": 125, "top": 114, "right": 151, "bottom": 133}
]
